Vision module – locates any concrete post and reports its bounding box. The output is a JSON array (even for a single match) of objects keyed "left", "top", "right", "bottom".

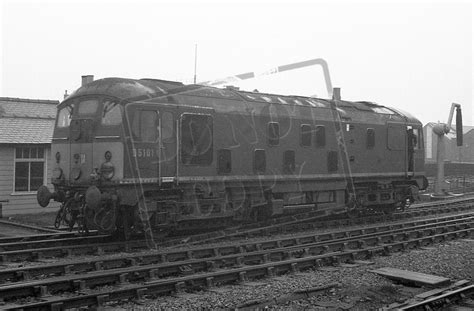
[{"left": 434, "top": 134, "right": 446, "bottom": 196}]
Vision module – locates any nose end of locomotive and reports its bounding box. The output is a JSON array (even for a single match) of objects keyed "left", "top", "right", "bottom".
[
  {"left": 85, "top": 186, "right": 101, "bottom": 212},
  {"left": 37, "top": 185, "right": 57, "bottom": 208}
]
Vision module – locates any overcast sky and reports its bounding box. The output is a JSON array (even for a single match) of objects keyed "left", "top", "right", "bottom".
[{"left": 1, "top": 0, "right": 472, "bottom": 125}]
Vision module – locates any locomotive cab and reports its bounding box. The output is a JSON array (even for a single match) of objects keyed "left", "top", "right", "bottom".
[{"left": 52, "top": 96, "right": 124, "bottom": 187}]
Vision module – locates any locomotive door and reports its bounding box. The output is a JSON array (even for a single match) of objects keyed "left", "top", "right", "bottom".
[
  {"left": 125, "top": 103, "right": 160, "bottom": 179},
  {"left": 159, "top": 108, "right": 178, "bottom": 182},
  {"left": 387, "top": 122, "right": 407, "bottom": 175}
]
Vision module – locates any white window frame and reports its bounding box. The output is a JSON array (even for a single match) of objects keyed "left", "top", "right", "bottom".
[{"left": 12, "top": 145, "right": 47, "bottom": 195}]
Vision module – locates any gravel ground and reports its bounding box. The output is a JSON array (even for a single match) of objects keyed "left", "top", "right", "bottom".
[{"left": 107, "top": 239, "right": 473, "bottom": 310}]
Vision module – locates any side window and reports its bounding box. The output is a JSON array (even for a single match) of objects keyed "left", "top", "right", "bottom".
[
  {"left": 254, "top": 149, "right": 266, "bottom": 174},
  {"left": 315, "top": 125, "right": 326, "bottom": 148},
  {"left": 132, "top": 110, "right": 158, "bottom": 142},
  {"left": 268, "top": 122, "right": 280, "bottom": 146},
  {"left": 57, "top": 106, "right": 72, "bottom": 128},
  {"left": 102, "top": 102, "right": 122, "bottom": 126},
  {"left": 367, "top": 128, "right": 375, "bottom": 149},
  {"left": 283, "top": 150, "right": 295, "bottom": 174},
  {"left": 162, "top": 111, "right": 174, "bottom": 142},
  {"left": 181, "top": 114, "right": 213, "bottom": 165},
  {"left": 217, "top": 149, "right": 231, "bottom": 174},
  {"left": 327, "top": 150, "right": 338, "bottom": 172},
  {"left": 300, "top": 124, "right": 311, "bottom": 147},
  {"left": 411, "top": 127, "right": 421, "bottom": 149}
]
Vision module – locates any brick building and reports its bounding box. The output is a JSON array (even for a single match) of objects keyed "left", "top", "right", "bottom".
[{"left": 0, "top": 97, "right": 59, "bottom": 216}]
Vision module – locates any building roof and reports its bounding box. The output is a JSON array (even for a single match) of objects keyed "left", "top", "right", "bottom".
[{"left": 0, "top": 97, "right": 58, "bottom": 144}]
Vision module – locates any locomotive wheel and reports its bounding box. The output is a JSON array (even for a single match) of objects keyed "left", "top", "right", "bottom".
[
  {"left": 54, "top": 203, "right": 65, "bottom": 229},
  {"left": 82, "top": 201, "right": 117, "bottom": 235}
]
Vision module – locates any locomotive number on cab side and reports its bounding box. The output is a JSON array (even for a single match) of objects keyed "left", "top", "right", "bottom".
[{"left": 132, "top": 148, "right": 157, "bottom": 158}]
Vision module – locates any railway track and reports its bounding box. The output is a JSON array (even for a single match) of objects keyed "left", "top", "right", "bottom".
[
  {"left": 0, "top": 200, "right": 471, "bottom": 264},
  {"left": 0, "top": 219, "right": 61, "bottom": 237},
  {"left": 1, "top": 211, "right": 472, "bottom": 310},
  {"left": 1, "top": 212, "right": 471, "bottom": 284}
]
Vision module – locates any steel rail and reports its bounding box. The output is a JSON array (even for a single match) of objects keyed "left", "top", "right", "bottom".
[
  {"left": 0, "top": 212, "right": 471, "bottom": 285},
  {"left": 3, "top": 226, "right": 472, "bottom": 310},
  {"left": 0, "top": 216, "right": 472, "bottom": 305},
  {"left": 0, "top": 202, "right": 471, "bottom": 264}
]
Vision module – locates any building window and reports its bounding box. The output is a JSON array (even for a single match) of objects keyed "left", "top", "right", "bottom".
[
  {"left": 254, "top": 149, "right": 266, "bottom": 174},
  {"left": 217, "top": 149, "right": 232, "bottom": 174},
  {"left": 14, "top": 146, "right": 45, "bottom": 192},
  {"left": 300, "top": 124, "right": 311, "bottom": 147},
  {"left": 315, "top": 125, "right": 326, "bottom": 148},
  {"left": 268, "top": 122, "right": 280, "bottom": 146},
  {"left": 181, "top": 114, "right": 213, "bottom": 165},
  {"left": 367, "top": 128, "right": 375, "bottom": 149}
]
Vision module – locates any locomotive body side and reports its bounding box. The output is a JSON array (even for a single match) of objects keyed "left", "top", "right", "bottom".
[{"left": 39, "top": 78, "right": 427, "bottom": 235}]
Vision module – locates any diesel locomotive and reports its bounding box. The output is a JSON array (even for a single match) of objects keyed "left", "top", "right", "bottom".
[{"left": 37, "top": 77, "right": 428, "bottom": 237}]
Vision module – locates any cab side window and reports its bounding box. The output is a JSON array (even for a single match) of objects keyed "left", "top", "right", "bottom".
[{"left": 132, "top": 110, "right": 158, "bottom": 142}]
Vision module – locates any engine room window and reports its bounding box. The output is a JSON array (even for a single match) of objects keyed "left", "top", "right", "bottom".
[
  {"left": 217, "top": 149, "right": 232, "bottom": 174},
  {"left": 327, "top": 150, "right": 338, "bottom": 172},
  {"left": 132, "top": 110, "right": 158, "bottom": 142},
  {"left": 181, "top": 114, "right": 213, "bottom": 165},
  {"left": 315, "top": 125, "right": 326, "bottom": 147},
  {"left": 254, "top": 149, "right": 266, "bottom": 174},
  {"left": 57, "top": 106, "right": 72, "bottom": 128},
  {"left": 268, "top": 122, "right": 280, "bottom": 146},
  {"left": 367, "top": 128, "right": 375, "bottom": 149},
  {"left": 161, "top": 111, "right": 174, "bottom": 142},
  {"left": 101, "top": 102, "right": 122, "bottom": 126},
  {"left": 283, "top": 150, "right": 295, "bottom": 174},
  {"left": 77, "top": 99, "right": 99, "bottom": 116},
  {"left": 300, "top": 124, "right": 311, "bottom": 147}
]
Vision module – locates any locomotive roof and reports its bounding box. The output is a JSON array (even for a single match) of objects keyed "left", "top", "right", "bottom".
[{"left": 65, "top": 77, "right": 421, "bottom": 124}]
